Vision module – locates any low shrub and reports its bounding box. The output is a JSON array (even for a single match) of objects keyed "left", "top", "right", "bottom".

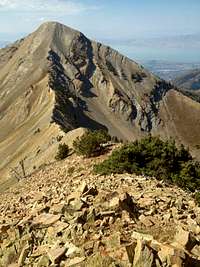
[
  {"left": 195, "top": 192, "right": 200, "bottom": 206},
  {"left": 55, "top": 143, "right": 69, "bottom": 160},
  {"left": 94, "top": 136, "right": 200, "bottom": 193},
  {"left": 172, "top": 161, "right": 200, "bottom": 192},
  {"left": 73, "top": 130, "right": 111, "bottom": 158}
]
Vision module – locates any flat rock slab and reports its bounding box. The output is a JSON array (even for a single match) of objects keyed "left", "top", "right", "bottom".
[
  {"left": 32, "top": 213, "right": 61, "bottom": 227},
  {"left": 64, "top": 256, "right": 85, "bottom": 266},
  {"left": 48, "top": 246, "right": 67, "bottom": 263}
]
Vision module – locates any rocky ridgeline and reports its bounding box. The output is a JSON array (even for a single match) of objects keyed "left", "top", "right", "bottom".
[{"left": 0, "top": 154, "right": 200, "bottom": 266}]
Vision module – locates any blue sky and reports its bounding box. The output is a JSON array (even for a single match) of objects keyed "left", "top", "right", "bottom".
[{"left": 0, "top": 0, "right": 200, "bottom": 62}]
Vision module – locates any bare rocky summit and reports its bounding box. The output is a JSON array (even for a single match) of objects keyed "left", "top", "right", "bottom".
[
  {"left": 1, "top": 151, "right": 200, "bottom": 266},
  {"left": 0, "top": 21, "right": 200, "bottom": 187}
]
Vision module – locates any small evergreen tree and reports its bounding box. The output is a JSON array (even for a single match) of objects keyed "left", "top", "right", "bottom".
[
  {"left": 94, "top": 136, "right": 200, "bottom": 194},
  {"left": 55, "top": 143, "right": 69, "bottom": 160},
  {"left": 73, "top": 130, "right": 111, "bottom": 158}
]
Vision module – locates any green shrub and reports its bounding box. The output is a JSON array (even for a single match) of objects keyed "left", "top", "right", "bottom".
[
  {"left": 55, "top": 143, "right": 69, "bottom": 160},
  {"left": 195, "top": 192, "right": 200, "bottom": 206},
  {"left": 173, "top": 161, "right": 200, "bottom": 192},
  {"left": 94, "top": 136, "right": 200, "bottom": 193},
  {"left": 73, "top": 130, "right": 111, "bottom": 158}
]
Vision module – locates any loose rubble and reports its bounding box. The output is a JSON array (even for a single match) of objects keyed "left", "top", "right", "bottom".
[{"left": 0, "top": 153, "right": 200, "bottom": 266}]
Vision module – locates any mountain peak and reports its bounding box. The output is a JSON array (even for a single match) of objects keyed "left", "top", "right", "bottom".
[
  {"left": 40, "top": 21, "right": 62, "bottom": 27},
  {"left": 36, "top": 21, "right": 80, "bottom": 37},
  {"left": 30, "top": 21, "right": 82, "bottom": 52}
]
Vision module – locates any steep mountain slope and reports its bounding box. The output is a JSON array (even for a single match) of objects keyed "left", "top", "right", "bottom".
[{"left": 0, "top": 21, "right": 200, "bottom": 188}]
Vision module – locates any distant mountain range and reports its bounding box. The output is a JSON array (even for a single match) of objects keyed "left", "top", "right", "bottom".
[
  {"left": 101, "top": 34, "right": 200, "bottom": 63},
  {"left": 174, "top": 69, "right": 200, "bottom": 90},
  {"left": 102, "top": 33, "right": 200, "bottom": 50},
  {"left": 143, "top": 60, "right": 200, "bottom": 81},
  {"left": 143, "top": 60, "right": 200, "bottom": 103}
]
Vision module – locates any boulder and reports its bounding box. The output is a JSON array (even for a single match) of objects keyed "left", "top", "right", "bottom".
[
  {"left": 50, "top": 203, "right": 66, "bottom": 214},
  {"left": 119, "top": 193, "right": 138, "bottom": 218},
  {"left": 47, "top": 246, "right": 67, "bottom": 264},
  {"left": 133, "top": 239, "right": 154, "bottom": 267},
  {"left": 65, "top": 242, "right": 80, "bottom": 258},
  {"left": 173, "top": 226, "right": 196, "bottom": 251},
  {"left": 132, "top": 231, "right": 154, "bottom": 242},
  {"left": 78, "top": 182, "right": 88, "bottom": 195},
  {"left": 191, "top": 245, "right": 200, "bottom": 258},
  {"left": 139, "top": 214, "right": 154, "bottom": 227},
  {"left": 32, "top": 214, "right": 61, "bottom": 228},
  {"left": 158, "top": 244, "right": 184, "bottom": 266},
  {"left": 63, "top": 256, "right": 85, "bottom": 266},
  {"left": 37, "top": 255, "right": 50, "bottom": 267}
]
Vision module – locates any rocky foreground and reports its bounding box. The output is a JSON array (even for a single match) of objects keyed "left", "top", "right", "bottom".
[{"left": 1, "top": 151, "right": 200, "bottom": 266}]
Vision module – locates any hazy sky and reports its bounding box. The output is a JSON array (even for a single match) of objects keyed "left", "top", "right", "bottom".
[{"left": 0, "top": 0, "right": 200, "bottom": 62}]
